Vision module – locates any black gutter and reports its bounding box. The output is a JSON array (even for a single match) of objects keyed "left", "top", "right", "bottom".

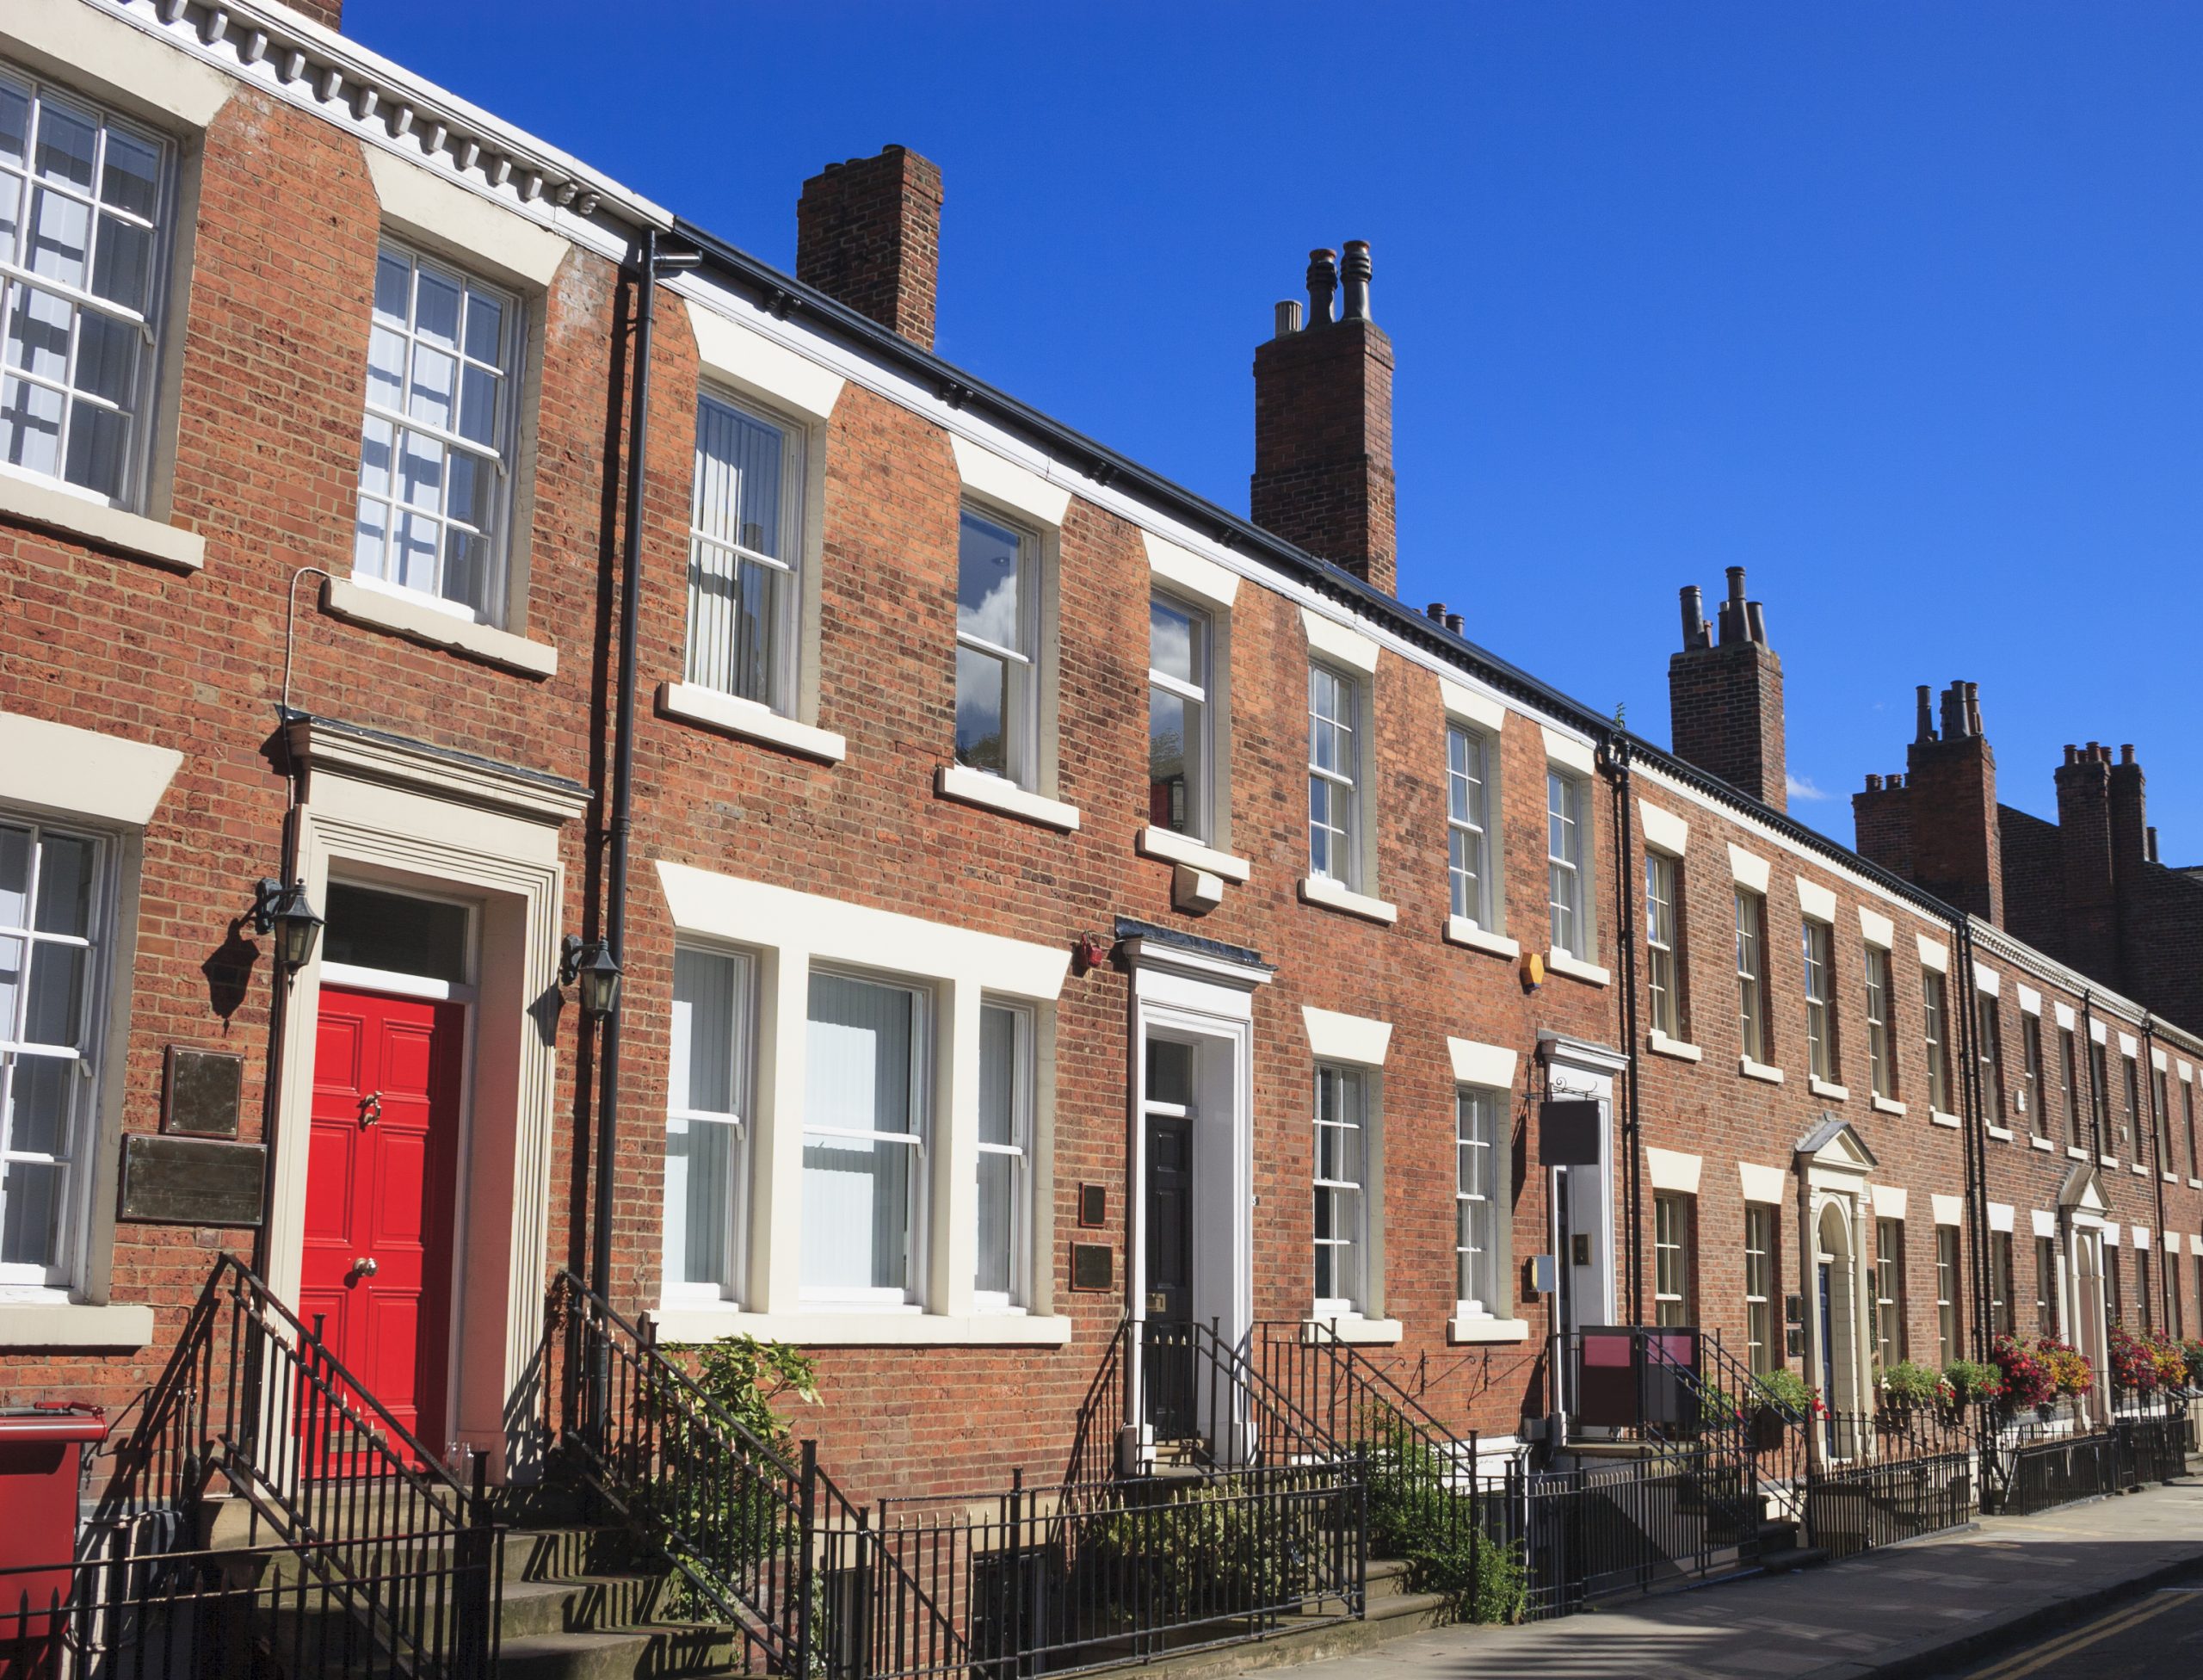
[
  {"left": 2144, "top": 1016, "right": 2169, "bottom": 1328},
  {"left": 1953, "top": 918, "right": 1993, "bottom": 1359}
]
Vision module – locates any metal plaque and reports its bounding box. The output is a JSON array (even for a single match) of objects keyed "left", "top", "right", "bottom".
[
  {"left": 1070, "top": 1243, "right": 1114, "bottom": 1293},
  {"left": 1077, "top": 1183, "right": 1107, "bottom": 1228},
  {"left": 119, "top": 1136, "right": 266, "bottom": 1226},
  {"left": 1540, "top": 1099, "right": 1602, "bottom": 1166},
  {"left": 163, "top": 1047, "right": 244, "bottom": 1138}
]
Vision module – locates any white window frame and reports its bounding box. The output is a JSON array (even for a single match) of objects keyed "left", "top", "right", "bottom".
[
  {"left": 2022, "top": 1012, "right": 2046, "bottom": 1139},
  {"left": 2121, "top": 1055, "right": 2141, "bottom": 1158},
  {"left": 1454, "top": 1086, "right": 1499, "bottom": 1318},
  {"left": 2063, "top": 1028, "right": 2084, "bottom": 1148},
  {"left": 1735, "top": 888, "right": 1767, "bottom": 1065},
  {"left": 1307, "top": 664, "right": 1362, "bottom": 889},
  {"left": 799, "top": 968, "right": 931, "bottom": 1308},
  {"left": 953, "top": 503, "right": 1042, "bottom": 789},
  {"left": 1865, "top": 944, "right": 1894, "bottom": 1100},
  {"left": 1989, "top": 1229, "right": 2015, "bottom": 1337},
  {"left": 353, "top": 240, "right": 521, "bottom": 625},
  {"left": 685, "top": 389, "right": 805, "bottom": 714},
  {"left": 1744, "top": 1202, "right": 1776, "bottom": 1374},
  {"left": 1645, "top": 850, "right": 1681, "bottom": 1040},
  {"left": 972, "top": 999, "right": 1033, "bottom": 1312},
  {"left": 0, "top": 69, "right": 173, "bottom": 512},
  {"left": 0, "top": 817, "right": 112, "bottom": 1294},
  {"left": 1922, "top": 969, "right": 1952, "bottom": 1114},
  {"left": 662, "top": 943, "right": 755, "bottom": 1307},
  {"left": 1447, "top": 726, "right": 1494, "bottom": 931},
  {"left": 1147, "top": 591, "right": 1213, "bottom": 843},
  {"left": 1654, "top": 1192, "right": 1691, "bottom": 1327},
  {"left": 1547, "top": 769, "right": 1587, "bottom": 957},
  {"left": 1873, "top": 1217, "right": 1905, "bottom": 1369},
  {"left": 1312, "top": 1063, "right": 1367, "bottom": 1316},
  {"left": 1803, "top": 917, "right": 1836, "bottom": 1082},
  {"left": 1977, "top": 991, "right": 2005, "bottom": 1126},
  {"left": 2034, "top": 1234, "right": 2059, "bottom": 1336},
  {"left": 1935, "top": 1226, "right": 1959, "bottom": 1364}
]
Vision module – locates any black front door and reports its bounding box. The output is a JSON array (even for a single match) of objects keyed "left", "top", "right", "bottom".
[{"left": 1145, "top": 1115, "right": 1196, "bottom": 1439}]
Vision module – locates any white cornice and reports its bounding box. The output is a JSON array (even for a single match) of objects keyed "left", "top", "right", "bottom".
[
  {"left": 93, "top": 0, "right": 666, "bottom": 266},
  {"left": 1966, "top": 914, "right": 2192, "bottom": 1052}
]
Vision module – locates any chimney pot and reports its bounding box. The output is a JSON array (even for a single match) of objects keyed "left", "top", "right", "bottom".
[
  {"left": 2120, "top": 744, "right": 2136, "bottom": 765},
  {"left": 1744, "top": 600, "right": 1768, "bottom": 645},
  {"left": 1425, "top": 602, "right": 1446, "bottom": 621},
  {"left": 1339, "top": 240, "right": 1372, "bottom": 321},
  {"left": 1916, "top": 686, "right": 1935, "bottom": 744},
  {"left": 1305, "top": 249, "right": 1339, "bottom": 327},
  {"left": 1274, "top": 300, "right": 1303, "bottom": 338},
  {"left": 1680, "top": 584, "right": 1706, "bottom": 651},
  {"left": 1866, "top": 774, "right": 1884, "bottom": 792},
  {"left": 2146, "top": 825, "right": 2160, "bottom": 863},
  {"left": 1446, "top": 613, "right": 1464, "bottom": 634}
]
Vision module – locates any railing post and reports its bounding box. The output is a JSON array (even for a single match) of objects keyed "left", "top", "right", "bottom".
[
  {"left": 454, "top": 1449, "right": 495, "bottom": 1680},
  {"left": 796, "top": 1439, "right": 818, "bottom": 1680},
  {"left": 1008, "top": 1467, "right": 1026, "bottom": 1675}
]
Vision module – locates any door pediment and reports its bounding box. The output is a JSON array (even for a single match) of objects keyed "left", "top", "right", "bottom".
[
  {"left": 1795, "top": 1113, "right": 1877, "bottom": 1178},
  {"left": 2059, "top": 1160, "right": 2110, "bottom": 1217}
]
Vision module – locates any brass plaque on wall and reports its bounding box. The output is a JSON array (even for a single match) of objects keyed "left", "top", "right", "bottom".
[
  {"left": 119, "top": 1136, "right": 266, "bottom": 1226},
  {"left": 164, "top": 1046, "right": 244, "bottom": 1138},
  {"left": 1070, "top": 1243, "right": 1114, "bottom": 1293},
  {"left": 1077, "top": 1183, "right": 1107, "bottom": 1227}
]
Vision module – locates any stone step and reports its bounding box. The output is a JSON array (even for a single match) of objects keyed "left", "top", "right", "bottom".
[
  {"left": 499, "top": 1617, "right": 750, "bottom": 1680},
  {"left": 1757, "top": 1544, "right": 1831, "bottom": 1574}
]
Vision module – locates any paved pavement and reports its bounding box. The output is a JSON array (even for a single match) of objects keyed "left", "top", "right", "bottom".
[
  {"left": 1937, "top": 1583, "right": 2203, "bottom": 1680},
  {"left": 1280, "top": 1479, "right": 2203, "bottom": 1680}
]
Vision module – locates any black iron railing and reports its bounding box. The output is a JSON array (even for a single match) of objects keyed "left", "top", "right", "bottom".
[
  {"left": 831, "top": 1463, "right": 1365, "bottom": 1680},
  {"left": 1982, "top": 1390, "right": 2194, "bottom": 1516},
  {"left": 546, "top": 1269, "right": 964, "bottom": 1677},
  {"left": 1130, "top": 1318, "right": 1342, "bottom": 1467},
  {"left": 1255, "top": 1322, "right": 1522, "bottom": 1621},
  {"left": 86, "top": 1254, "right": 499, "bottom": 1680},
  {"left": 1, "top": 1525, "right": 500, "bottom": 1680},
  {"left": 1518, "top": 1443, "right": 1752, "bottom": 1619},
  {"left": 1803, "top": 1405, "right": 1978, "bottom": 1560}
]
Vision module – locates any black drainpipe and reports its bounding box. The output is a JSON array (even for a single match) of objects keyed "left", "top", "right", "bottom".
[
  {"left": 1953, "top": 918, "right": 1992, "bottom": 1358},
  {"left": 2082, "top": 991, "right": 2103, "bottom": 1161},
  {"left": 1605, "top": 735, "right": 1645, "bottom": 1325},
  {"left": 592, "top": 230, "right": 699, "bottom": 1314},
  {"left": 2144, "top": 1016, "right": 2169, "bottom": 1328}
]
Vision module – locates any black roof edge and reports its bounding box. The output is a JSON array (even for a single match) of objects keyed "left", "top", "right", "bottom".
[
  {"left": 276, "top": 706, "right": 595, "bottom": 799},
  {"left": 665, "top": 217, "right": 1612, "bottom": 732},
  {"left": 1114, "top": 917, "right": 1272, "bottom": 971},
  {"left": 661, "top": 219, "right": 1966, "bottom": 938}
]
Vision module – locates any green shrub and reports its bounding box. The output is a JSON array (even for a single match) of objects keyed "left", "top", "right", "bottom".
[
  {"left": 1879, "top": 1361, "right": 1950, "bottom": 1407},
  {"left": 1358, "top": 1424, "right": 1525, "bottom": 1624},
  {"left": 1942, "top": 1359, "right": 2003, "bottom": 1405},
  {"left": 1753, "top": 1368, "right": 1817, "bottom": 1416}
]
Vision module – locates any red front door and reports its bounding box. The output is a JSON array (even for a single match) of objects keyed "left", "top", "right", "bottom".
[{"left": 300, "top": 985, "right": 464, "bottom": 1457}]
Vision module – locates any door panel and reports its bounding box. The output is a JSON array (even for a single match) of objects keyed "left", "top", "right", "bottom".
[
  {"left": 300, "top": 985, "right": 464, "bottom": 1461},
  {"left": 1144, "top": 1115, "right": 1196, "bottom": 1439}
]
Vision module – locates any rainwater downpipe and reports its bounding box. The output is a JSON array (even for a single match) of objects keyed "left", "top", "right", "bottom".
[
  {"left": 592, "top": 230, "right": 699, "bottom": 1322},
  {"left": 1606, "top": 736, "right": 1645, "bottom": 1325},
  {"left": 2144, "top": 1016, "right": 2169, "bottom": 1328},
  {"left": 1953, "top": 917, "right": 1992, "bottom": 1359}
]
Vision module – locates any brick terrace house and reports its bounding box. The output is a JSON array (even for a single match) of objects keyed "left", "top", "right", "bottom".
[{"left": 3, "top": 0, "right": 2200, "bottom": 1532}]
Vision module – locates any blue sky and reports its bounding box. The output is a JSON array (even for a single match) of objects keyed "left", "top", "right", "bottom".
[{"left": 351, "top": 1, "right": 2203, "bottom": 855}]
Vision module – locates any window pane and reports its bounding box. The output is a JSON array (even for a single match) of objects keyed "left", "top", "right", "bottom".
[
  {"left": 30, "top": 834, "right": 90, "bottom": 938},
  {"left": 5, "top": 1053, "right": 70, "bottom": 1157},
  {"left": 0, "top": 374, "right": 63, "bottom": 477},
  {"left": 0, "top": 826, "right": 28, "bottom": 930},
  {"left": 954, "top": 644, "right": 1010, "bottom": 775},
  {"left": 0, "top": 935, "right": 20, "bottom": 1042},
  {"left": 977, "top": 1152, "right": 1015, "bottom": 1296},
  {"left": 34, "top": 102, "right": 95, "bottom": 191},
  {"left": 663, "top": 1115, "right": 733, "bottom": 1290},
  {"left": 22, "top": 942, "right": 83, "bottom": 1047},
  {"left": 803, "top": 975, "right": 918, "bottom": 1294},
  {"left": 1148, "top": 686, "right": 1198, "bottom": 834},
  {"left": 957, "top": 510, "right": 1023, "bottom": 651},
  {"left": 1146, "top": 1039, "right": 1194, "bottom": 1109},
  {"left": 0, "top": 1158, "right": 62, "bottom": 1267},
  {"left": 321, "top": 883, "right": 466, "bottom": 982},
  {"left": 27, "top": 186, "right": 89, "bottom": 291},
  {"left": 978, "top": 1005, "right": 1017, "bottom": 1147},
  {"left": 91, "top": 213, "right": 151, "bottom": 312},
  {"left": 6, "top": 281, "right": 71, "bottom": 380},
  {"left": 1150, "top": 597, "right": 1200, "bottom": 689},
  {"left": 671, "top": 948, "right": 739, "bottom": 1117},
  {"left": 100, "top": 129, "right": 161, "bottom": 219}
]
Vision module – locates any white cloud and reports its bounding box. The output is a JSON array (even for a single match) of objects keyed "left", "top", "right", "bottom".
[{"left": 1786, "top": 773, "right": 1834, "bottom": 803}]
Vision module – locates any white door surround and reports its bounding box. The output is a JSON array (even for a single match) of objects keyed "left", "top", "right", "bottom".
[
  {"left": 1540, "top": 1031, "right": 1626, "bottom": 1429},
  {"left": 1120, "top": 924, "right": 1271, "bottom": 1467},
  {"left": 1795, "top": 1114, "right": 1877, "bottom": 1464},
  {"left": 2059, "top": 1161, "right": 2113, "bottom": 1427},
  {"left": 268, "top": 715, "right": 588, "bottom": 1480}
]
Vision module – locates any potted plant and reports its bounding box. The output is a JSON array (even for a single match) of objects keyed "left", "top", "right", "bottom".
[
  {"left": 2109, "top": 1325, "right": 2160, "bottom": 1395},
  {"left": 1990, "top": 1335, "right": 2058, "bottom": 1414},
  {"left": 1944, "top": 1358, "right": 2005, "bottom": 1408},
  {"left": 1879, "top": 1360, "right": 1949, "bottom": 1414}
]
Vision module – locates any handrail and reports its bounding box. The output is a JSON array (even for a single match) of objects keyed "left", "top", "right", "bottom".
[
  {"left": 88, "top": 1252, "right": 498, "bottom": 1680},
  {"left": 1140, "top": 1317, "right": 1346, "bottom": 1467}
]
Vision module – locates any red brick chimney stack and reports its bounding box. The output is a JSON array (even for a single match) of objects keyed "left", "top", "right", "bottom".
[
  {"left": 1250, "top": 243, "right": 1398, "bottom": 595},
  {"left": 282, "top": 0, "right": 344, "bottom": 27},
  {"left": 797, "top": 145, "right": 945, "bottom": 350},
  {"left": 2054, "top": 743, "right": 2120, "bottom": 980},
  {"left": 1667, "top": 566, "right": 1787, "bottom": 809}
]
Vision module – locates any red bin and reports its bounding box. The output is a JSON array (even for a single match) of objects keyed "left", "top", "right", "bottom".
[{"left": 0, "top": 1405, "right": 107, "bottom": 1658}]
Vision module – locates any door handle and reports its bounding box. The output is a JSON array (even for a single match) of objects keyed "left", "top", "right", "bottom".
[
  {"left": 349, "top": 1257, "right": 379, "bottom": 1281},
  {"left": 359, "top": 1092, "right": 381, "bottom": 1128}
]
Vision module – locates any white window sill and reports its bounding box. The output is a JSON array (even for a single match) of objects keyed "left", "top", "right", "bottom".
[
  {"left": 1984, "top": 1124, "right": 2013, "bottom": 1142},
  {"left": 1872, "top": 1095, "right": 1907, "bottom": 1117},
  {"left": 1740, "top": 1056, "right": 1785, "bottom": 1085},
  {"left": 2163, "top": 1171, "right": 2181, "bottom": 1184},
  {"left": 1449, "top": 1315, "right": 1531, "bottom": 1345},
  {"left": 935, "top": 765, "right": 1081, "bottom": 831},
  {"left": 0, "top": 472, "right": 205, "bottom": 572},
  {"left": 1546, "top": 948, "right": 1611, "bottom": 987},
  {"left": 1138, "top": 825, "right": 1250, "bottom": 882},
  {"left": 658, "top": 682, "right": 846, "bottom": 763},
  {"left": 1647, "top": 1030, "right": 1702, "bottom": 1063},
  {"left": 2068, "top": 1146, "right": 2090, "bottom": 1161},
  {"left": 0, "top": 1300, "right": 156, "bottom": 1349},
  {"left": 648, "top": 1306, "right": 1074, "bottom": 1347},
  {"left": 2031, "top": 1136, "right": 2058, "bottom": 1152},
  {"left": 2132, "top": 1162, "right": 2151, "bottom": 1176},
  {"left": 2189, "top": 1178, "right": 2201, "bottom": 1190},
  {"left": 1810, "top": 1078, "right": 1851, "bottom": 1102},
  {"left": 1299, "top": 874, "right": 1398, "bottom": 925},
  {"left": 2100, "top": 1154, "right": 2120, "bottom": 1168},
  {"left": 1446, "top": 917, "right": 1520, "bottom": 960},
  {"left": 322, "top": 577, "right": 557, "bottom": 676},
  {"left": 1302, "top": 1314, "right": 1404, "bottom": 1345},
  {"left": 1931, "top": 1110, "right": 1962, "bottom": 1128}
]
